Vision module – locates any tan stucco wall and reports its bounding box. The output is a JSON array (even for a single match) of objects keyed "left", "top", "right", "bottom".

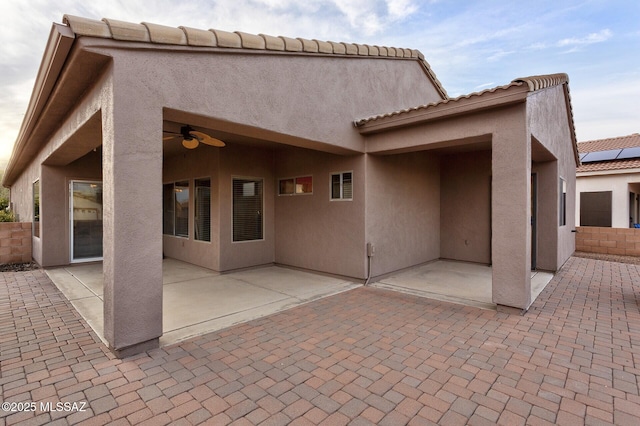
[
  {"left": 274, "top": 147, "right": 365, "bottom": 278},
  {"left": 526, "top": 85, "right": 577, "bottom": 270},
  {"left": 576, "top": 172, "right": 640, "bottom": 228},
  {"left": 98, "top": 45, "right": 443, "bottom": 155},
  {"left": 218, "top": 145, "right": 276, "bottom": 271},
  {"left": 531, "top": 159, "right": 558, "bottom": 271},
  {"left": 365, "top": 151, "right": 441, "bottom": 277},
  {"left": 163, "top": 147, "right": 221, "bottom": 270},
  {"left": 440, "top": 150, "right": 492, "bottom": 264}
]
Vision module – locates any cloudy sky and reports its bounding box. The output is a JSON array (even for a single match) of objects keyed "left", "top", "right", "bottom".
[{"left": 0, "top": 0, "right": 638, "bottom": 161}]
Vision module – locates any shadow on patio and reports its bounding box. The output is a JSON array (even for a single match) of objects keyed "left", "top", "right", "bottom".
[
  {"left": 45, "top": 259, "right": 555, "bottom": 349},
  {"left": 45, "top": 259, "right": 360, "bottom": 347}
]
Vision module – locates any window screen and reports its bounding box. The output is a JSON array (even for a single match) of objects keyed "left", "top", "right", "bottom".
[{"left": 580, "top": 191, "right": 612, "bottom": 227}]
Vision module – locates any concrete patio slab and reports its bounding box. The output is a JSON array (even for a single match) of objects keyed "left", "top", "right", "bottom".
[
  {"left": 44, "top": 261, "right": 360, "bottom": 347},
  {"left": 373, "top": 260, "right": 554, "bottom": 310}
]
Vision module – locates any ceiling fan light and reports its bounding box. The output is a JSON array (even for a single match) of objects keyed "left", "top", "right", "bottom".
[{"left": 182, "top": 138, "right": 199, "bottom": 149}]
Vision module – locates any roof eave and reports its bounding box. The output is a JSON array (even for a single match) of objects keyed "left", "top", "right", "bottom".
[
  {"left": 577, "top": 167, "right": 640, "bottom": 176},
  {"left": 356, "top": 84, "right": 529, "bottom": 135},
  {"left": 2, "top": 23, "right": 75, "bottom": 187}
]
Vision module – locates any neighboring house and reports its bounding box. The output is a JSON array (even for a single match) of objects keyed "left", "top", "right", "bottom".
[
  {"left": 1, "top": 15, "right": 578, "bottom": 357},
  {"left": 576, "top": 133, "right": 640, "bottom": 228}
]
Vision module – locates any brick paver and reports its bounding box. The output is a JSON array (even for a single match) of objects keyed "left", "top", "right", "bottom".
[{"left": 1, "top": 256, "right": 640, "bottom": 425}]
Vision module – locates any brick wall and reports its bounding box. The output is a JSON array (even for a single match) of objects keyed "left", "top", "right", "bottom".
[
  {"left": 575, "top": 226, "right": 640, "bottom": 257},
  {"left": 0, "top": 222, "right": 33, "bottom": 264}
]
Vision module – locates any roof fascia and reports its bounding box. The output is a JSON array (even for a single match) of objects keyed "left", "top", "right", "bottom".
[
  {"left": 560, "top": 84, "right": 581, "bottom": 167},
  {"left": 3, "top": 23, "right": 75, "bottom": 186},
  {"left": 357, "top": 85, "right": 529, "bottom": 135}
]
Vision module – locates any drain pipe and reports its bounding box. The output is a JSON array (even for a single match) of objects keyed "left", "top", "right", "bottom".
[{"left": 364, "top": 243, "right": 375, "bottom": 286}]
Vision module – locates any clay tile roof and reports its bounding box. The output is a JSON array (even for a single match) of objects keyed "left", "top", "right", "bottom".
[
  {"left": 353, "top": 81, "right": 522, "bottom": 126},
  {"left": 61, "top": 14, "right": 448, "bottom": 99},
  {"left": 577, "top": 133, "right": 640, "bottom": 152},
  {"left": 577, "top": 158, "right": 640, "bottom": 173},
  {"left": 355, "top": 73, "right": 570, "bottom": 126},
  {"left": 577, "top": 133, "right": 640, "bottom": 173}
]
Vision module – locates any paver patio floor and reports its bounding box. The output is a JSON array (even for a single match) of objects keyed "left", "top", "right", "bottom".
[{"left": 1, "top": 256, "right": 640, "bottom": 425}]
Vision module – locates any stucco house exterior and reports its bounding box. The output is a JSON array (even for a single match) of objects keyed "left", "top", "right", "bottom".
[
  {"left": 2, "top": 15, "right": 578, "bottom": 357},
  {"left": 576, "top": 133, "right": 640, "bottom": 228}
]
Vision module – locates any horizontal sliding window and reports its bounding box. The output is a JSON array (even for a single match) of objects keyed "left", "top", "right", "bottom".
[{"left": 278, "top": 176, "right": 313, "bottom": 195}]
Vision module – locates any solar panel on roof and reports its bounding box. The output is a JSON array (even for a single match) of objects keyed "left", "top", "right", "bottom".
[
  {"left": 616, "top": 147, "right": 640, "bottom": 160},
  {"left": 579, "top": 153, "right": 589, "bottom": 161},
  {"left": 580, "top": 149, "right": 622, "bottom": 163}
]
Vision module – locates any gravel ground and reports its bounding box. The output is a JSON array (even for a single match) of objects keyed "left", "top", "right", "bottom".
[
  {"left": 0, "top": 261, "right": 39, "bottom": 272},
  {"left": 572, "top": 251, "right": 640, "bottom": 265}
]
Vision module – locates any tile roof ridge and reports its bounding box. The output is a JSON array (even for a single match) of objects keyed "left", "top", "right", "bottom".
[
  {"left": 511, "top": 73, "right": 569, "bottom": 91},
  {"left": 354, "top": 81, "right": 522, "bottom": 126},
  {"left": 61, "top": 14, "right": 448, "bottom": 98}
]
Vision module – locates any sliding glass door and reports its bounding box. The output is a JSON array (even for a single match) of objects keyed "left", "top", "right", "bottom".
[{"left": 71, "top": 181, "right": 103, "bottom": 262}]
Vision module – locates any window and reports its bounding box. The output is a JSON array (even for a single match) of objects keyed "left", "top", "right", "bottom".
[
  {"left": 233, "top": 178, "right": 263, "bottom": 242},
  {"left": 331, "top": 172, "right": 352, "bottom": 200},
  {"left": 278, "top": 176, "right": 313, "bottom": 195},
  {"left": 559, "top": 178, "right": 567, "bottom": 226},
  {"left": 163, "top": 181, "right": 189, "bottom": 237},
  {"left": 580, "top": 191, "right": 612, "bottom": 227},
  {"left": 194, "top": 178, "right": 211, "bottom": 242},
  {"left": 33, "top": 180, "right": 40, "bottom": 238}
]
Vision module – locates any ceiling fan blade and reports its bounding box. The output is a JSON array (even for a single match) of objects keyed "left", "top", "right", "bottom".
[
  {"left": 163, "top": 135, "right": 178, "bottom": 141},
  {"left": 190, "top": 131, "right": 226, "bottom": 147},
  {"left": 182, "top": 138, "right": 199, "bottom": 149}
]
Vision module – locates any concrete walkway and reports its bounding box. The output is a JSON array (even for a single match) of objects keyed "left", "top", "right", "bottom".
[{"left": 1, "top": 256, "right": 640, "bottom": 425}]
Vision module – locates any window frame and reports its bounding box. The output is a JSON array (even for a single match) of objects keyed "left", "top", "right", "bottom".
[
  {"left": 579, "top": 190, "right": 612, "bottom": 227},
  {"left": 559, "top": 177, "right": 567, "bottom": 227},
  {"left": 330, "top": 171, "right": 353, "bottom": 201},
  {"left": 194, "top": 177, "right": 211, "bottom": 243},
  {"left": 163, "top": 180, "right": 190, "bottom": 238},
  {"left": 278, "top": 175, "right": 313, "bottom": 196},
  {"left": 232, "top": 176, "right": 264, "bottom": 243}
]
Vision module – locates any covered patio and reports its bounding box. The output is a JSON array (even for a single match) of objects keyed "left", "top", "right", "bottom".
[
  {"left": 45, "top": 259, "right": 360, "bottom": 347},
  {"left": 44, "top": 259, "right": 556, "bottom": 348}
]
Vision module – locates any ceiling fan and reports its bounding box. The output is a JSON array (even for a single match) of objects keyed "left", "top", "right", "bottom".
[{"left": 163, "top": 125, "right": 225, "bottom": 149}]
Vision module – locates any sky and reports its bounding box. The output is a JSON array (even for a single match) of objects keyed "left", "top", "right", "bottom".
[{"left": 0, "top": 0, "right": 638, "bottom": 163}]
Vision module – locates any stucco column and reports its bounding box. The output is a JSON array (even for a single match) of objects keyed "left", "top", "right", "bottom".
[
  {"left": 101, "top": 78, "right": 163, "bottom": 357},
  {"left": 492, "top": 130, "right": 532, "bottom": 310}
]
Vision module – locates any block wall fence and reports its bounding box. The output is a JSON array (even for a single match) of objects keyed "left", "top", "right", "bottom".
[
  {"left": 575, "top": 226, "right": 640, "bottom": 257},
  {"left": 0, "top": 222, "right": 32, "bottom": 264}
]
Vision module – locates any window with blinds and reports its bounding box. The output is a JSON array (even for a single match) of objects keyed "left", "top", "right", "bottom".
[
  {"left": 163, "top": 181, "right": 189, "bottom": 237},
  {"left": 330, "top": 172, "right": 353, "bottom": 200},
  {"left": 195, "top": 178, "right": 211, "bottom": 242},
  {"left": 233, "top": 178, "right": 263, "bottom": 242}
]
